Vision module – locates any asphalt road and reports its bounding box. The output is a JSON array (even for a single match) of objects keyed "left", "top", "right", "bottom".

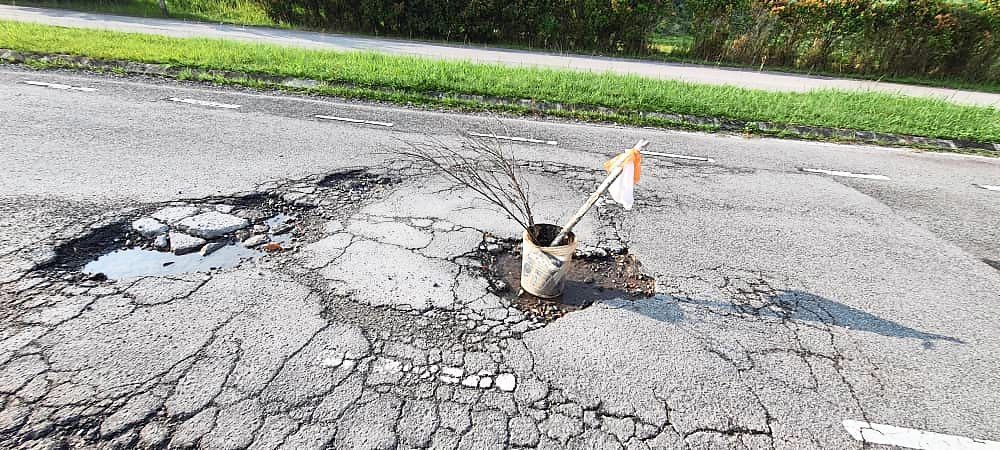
[
  {"left": 2, "top": 4, "right": 999, "bottom": 109},
  {"left": 1, "top": 67, "right": 999, "bottom": 449}
]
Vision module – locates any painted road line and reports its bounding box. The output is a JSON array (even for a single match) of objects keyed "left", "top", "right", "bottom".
[
  {"left": 800, "top": 168, "right": 891, "bottom": 181},
  {"left": 315, "top": 115, "right": 394, "bottom": 127},
  {"left": 167, "top": 97, "right": 241, "bottom": 109},
  {"left": 974, "top": 184, "right": 1000, "bottom": 191},
  {"left": 644, "top": 150, "right": 715, "bottom": 163},
  {"left": 843, "top": 420, "right": 1000, "bottom": 450},
  {"left": 23, "top": 80, "right": 97, "bottom": 92},
  {"left": 468, "top": 132, "right": 558, "bottom": 146}
]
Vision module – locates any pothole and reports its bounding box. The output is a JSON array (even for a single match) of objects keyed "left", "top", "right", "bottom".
[
  {"left": 40, "top": 167, "right": 402, "bottom": 281},
  {"left": 479, "top": 237, "right": 655, "bottom": 322},
  {"left": 49, "top": 197, "right": 301, "bottom": 281}
]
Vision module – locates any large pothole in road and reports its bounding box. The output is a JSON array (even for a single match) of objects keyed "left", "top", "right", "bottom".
[
  {"left": 38, "top": 167, "right": 401, "bottom": 281},
  {"left": 479, "top": 238, "right": 656, "bottom": 322}
]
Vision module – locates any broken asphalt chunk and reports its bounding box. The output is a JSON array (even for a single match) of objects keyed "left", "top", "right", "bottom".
[
  {"left": 169, "top": 232, "right": 206, "bottom": 255},
  {"left": 176, "top": 212, "right": 250, "bottom": 239}
]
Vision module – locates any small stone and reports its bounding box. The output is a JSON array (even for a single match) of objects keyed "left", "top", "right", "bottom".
[
  {"left": 199, "top": 242, "right": 225, "bottom": 256},
  {"left": 153, "top": 234, "right": 169, "bottom": 250},
  {"left": 252, "top": 224, "right": 270, "bottom": 234},
  {"left": 176, "top": 212, "right": 250, "bottom": 239},
  {"left": 235, "top": 209, "right": 268, "bottom": 222},
  {"left": 603, "top": 416, "right": 635, "bottom": 442},
  {"left": 169, "top": 232, "right": 205, "bottom": 255},
  {"left": 272, "top": 223, "right": 295, "bottom": 235},
  {"left": 440, "top": 376, "right": 460, "bottom": 384},
  {"left": 579, "top": 246, "right": 608, "bottom": 258},
  {"left": 478, "top": 377, "right": 493, "bottom": 389},
  {"left": 243, "top": 235, "right": 270, "bottom": 248},
  {"left": 485, "top": 243, "right": 502, "bottom": 254},
  {"left": 138, "top": 421, "right": 170, "bottom": 448},
  {"left": 319, "top": 352, "right": 345, "bottom": 368},
  {"left": 367, "top": 358, "right": 404, "bottom": 385},
  {"left": 495, "top": 373, "right": 516, "bottom": 392},
  {"left": 509, "top": 416, "right": 540, "bottom": 447},
  {"left": 131, "top": 218, "right": 168, "bottom": 238},
  {"left": 441, "top": 367, "right": 464, "bottom": 378},
  {"left": 461, "top": 375, "right": 481, "bottom": 387},
  {"left": 214, "top": 205, "right": 234, "bottom": 213},
  {"left": 152, "top": 206, "right": 199, "bottom": 224}
]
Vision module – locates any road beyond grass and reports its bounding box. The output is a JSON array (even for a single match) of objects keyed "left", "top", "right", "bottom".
[
  {"left": 2, "top": 20, "right": 999, "bottom": 145},
  {"left": 6, "top": 0, "right": 275, "bottom": 26}
]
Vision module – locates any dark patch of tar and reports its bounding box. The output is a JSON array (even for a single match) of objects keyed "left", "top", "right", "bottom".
[{"left": 318, "top": 168, "right": 398, "bottom": 189}]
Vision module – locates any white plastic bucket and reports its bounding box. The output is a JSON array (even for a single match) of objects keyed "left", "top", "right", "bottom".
[{"left": 521, "top": 224, "right": 576, "bottom": 298}]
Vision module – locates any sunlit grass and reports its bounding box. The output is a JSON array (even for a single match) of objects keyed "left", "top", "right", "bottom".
[{"left": 2, "top": 20, "right": 997, "bottom": 143}]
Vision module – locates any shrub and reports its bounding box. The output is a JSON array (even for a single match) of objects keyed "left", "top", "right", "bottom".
[
  {"left": 686, "top": 0, "right": 1000, "bottom": 83},
  {"left": 255, "top": 0, "right": 672, "bottom": 53}
]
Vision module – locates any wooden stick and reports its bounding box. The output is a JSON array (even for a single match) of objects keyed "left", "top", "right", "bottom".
[{"left": 549, "top": 140, "right": 649, "bottom": 246}]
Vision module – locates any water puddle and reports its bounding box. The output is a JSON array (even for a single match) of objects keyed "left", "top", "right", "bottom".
[
  {"left": 80, "top": 213, "right": 298, "bottom": 280},
  {"left": 83, "top": 244, "right": 259, "bottom": 279}
]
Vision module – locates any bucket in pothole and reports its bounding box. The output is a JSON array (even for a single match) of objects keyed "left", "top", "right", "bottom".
[{"left": 521, "top": 224, "right": 577, "bottom": 298}]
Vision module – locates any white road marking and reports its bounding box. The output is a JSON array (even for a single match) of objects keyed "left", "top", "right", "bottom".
[
  {"left": 23, "top": 80, "right": 97, "bottom": 92},
  {"left": 644, "top": 150, "right": 714, "bottom": 163},
  {"left": 974, "top": 184, "right": 1000, "bottom": 191},
  {"left": 167, "top": 97, "right": 241, "bottom": 109},
  {"left": 468, "top": 132, "right": 558, "bottom": 146},
  {"left": 843, "top": 420, "right": 1000, "bottom": 450},
  {"left": 315, "top": 115, "right": 394, "bottom": 127},
  {"left": 800, "top": 168, "right": 890, "bottom": 181}
]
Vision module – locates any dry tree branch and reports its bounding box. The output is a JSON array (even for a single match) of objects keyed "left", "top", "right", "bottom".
[{"left": 390, "top": 134, "right": 538, "bottom": 241}]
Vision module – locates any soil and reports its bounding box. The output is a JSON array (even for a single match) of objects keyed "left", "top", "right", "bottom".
[{"left": 483, "top": 242, "right": 656, "bottom": 322}]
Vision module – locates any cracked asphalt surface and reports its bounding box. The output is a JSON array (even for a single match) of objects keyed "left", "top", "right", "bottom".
[{"left": 1, "top": 66, "right": 1000, "bottom": 449}]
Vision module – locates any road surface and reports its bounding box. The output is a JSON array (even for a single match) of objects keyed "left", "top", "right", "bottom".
[
  {"left": 1, "top": 67, "right": 999, "bottom": 449},
  {"left": 2, "top": 3, "right": 999, "bottom": 109}
]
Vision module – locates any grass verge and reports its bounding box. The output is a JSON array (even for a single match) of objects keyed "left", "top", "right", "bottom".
[{"left": 2, "top": 20, "right": 998, "bottom": 144}]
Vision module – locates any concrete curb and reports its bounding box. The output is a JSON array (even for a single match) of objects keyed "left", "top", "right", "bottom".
[{"left": 3, "top": 48, "right": 997, "bottom": 153}]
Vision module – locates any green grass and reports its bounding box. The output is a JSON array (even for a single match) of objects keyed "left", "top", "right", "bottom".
[
  {"left": 2, "top": 20, "right": 998, "bottom": 144},
  {"left": 5, "top": 0, "right": 276, "bottom": 26}
]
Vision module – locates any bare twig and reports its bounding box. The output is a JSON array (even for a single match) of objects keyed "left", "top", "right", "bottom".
[{"left": 392, "top": 133, "right": 538, "bottom": 241}]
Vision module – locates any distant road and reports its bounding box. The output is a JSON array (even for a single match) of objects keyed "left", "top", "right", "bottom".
[{"left": 2, "top": 4, "right": 998, "bottom": 108}]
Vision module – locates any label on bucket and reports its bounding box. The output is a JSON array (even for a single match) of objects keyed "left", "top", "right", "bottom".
[{"left": 522, "top": 250, "right": 569, "bottom": 298}]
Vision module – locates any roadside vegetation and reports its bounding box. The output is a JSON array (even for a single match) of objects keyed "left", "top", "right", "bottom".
[
  {"left": 7, "top": 0, "right": 999, "bottom": 92},
  {"left": 671, "top": 0, "right": 1000, "bottom": 88},
  {"left": 3, "top": 20, "right": 998, "bottom": 144}
]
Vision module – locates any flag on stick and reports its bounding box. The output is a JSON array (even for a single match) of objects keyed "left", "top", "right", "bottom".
[
  {"left": 548, "top": 141, "right": 648, "bottom": 246},
  {"left": 602, "top": 147, "right": 643, "bottom": 210}
]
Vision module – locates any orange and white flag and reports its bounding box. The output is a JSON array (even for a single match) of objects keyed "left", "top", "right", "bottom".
[{"left": 602, "top": 147, "right": 642, "bottom": 210}]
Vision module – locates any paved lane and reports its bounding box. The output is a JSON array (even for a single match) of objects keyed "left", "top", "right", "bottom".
[{"left": 2, "top": 67, "right": 999, "bottom": 449}]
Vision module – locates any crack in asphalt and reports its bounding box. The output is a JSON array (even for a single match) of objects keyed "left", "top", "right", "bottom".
[{"left": 0, "top": 163, "right": 898, "bottom": 449}]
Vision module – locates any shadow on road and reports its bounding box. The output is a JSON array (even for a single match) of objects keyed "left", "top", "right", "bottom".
[{"left": 605, "top": 290, "right": 964, "bottom": 347}]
